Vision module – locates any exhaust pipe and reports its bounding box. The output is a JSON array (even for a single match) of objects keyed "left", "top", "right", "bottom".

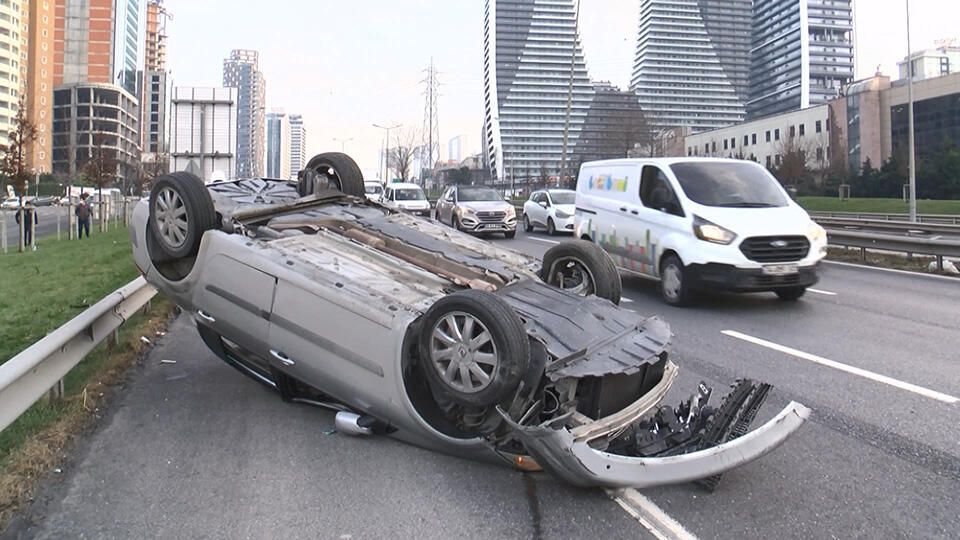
[{"left": 334, "top": 411, "right": 374, "bottom": 436}]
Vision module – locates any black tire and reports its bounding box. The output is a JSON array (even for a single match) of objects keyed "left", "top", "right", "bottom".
[
  {"left": 540, "top": 240, "right": 621, "bottom": 304},
  {"left": 775, "top": 287, "right": 807, "bottom": 301},
  {"left": 504, "top": 230, "right": 516, "bottom": 239},
  {"left": 524, "top": 215, "right": 533, "bottom": 232},
  {"left": 300, "top": 152, "right": 364, "bottom": 197},
  {"left": 659, "top": 254, "right": 692, "bottom": 307},
  {"left": 547, "top": 218, "right": 556, "bottom": 236},
  {"left": 453, "top": 215, "right": 463, "bottom": 231},
  {"left": 148, "top": 172, "right": 217, "bottom": 260},
  {"left": 418, "top": 290, "right": 529, "bottom": 407}
]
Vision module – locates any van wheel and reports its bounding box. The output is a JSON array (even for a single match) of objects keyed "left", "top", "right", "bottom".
[
  {"left": 775, "top": 287, "right": 806, "bottom": 301},
  {"left": 541, "top": 240, "right": 621, "bottom": 304},
  {"left": 660, "top": 254, "right": 692, "bottom": 307}
]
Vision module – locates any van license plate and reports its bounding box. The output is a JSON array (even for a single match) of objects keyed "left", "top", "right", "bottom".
[{"left": 762, "top": 264, "right": 798, "bottom": 276}]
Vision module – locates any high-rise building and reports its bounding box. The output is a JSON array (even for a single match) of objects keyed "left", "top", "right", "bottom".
[
  {"left": 288, "top": 114, "right": 306, "bottom": 180},
  {"left": 448, "top": 135, "right": 465, "bottom": 163},
  {"left": 223, "top": 49, "right": 266, "bottom": 178},
  {"left": 631, "top": 0, "right": 752, "bottom": 132},
  {"left": 140, "top": 0, "right": 167, "bottom": 155},
  {"left": 170, "top": 87, "right": 238, "bottom": 181},
  {"left": 27, "top": 0, "right": 55, "bottom": 173},
  {"left": 0, "top": 0, "right": 26, "bottom": 139},
  {"left": 113, "top": 0, "right": 143, "bottom": 94},
  {"left": 55, "top": 0, "right": 143, "bottom": 92},
  {"left": 748, "top": 0, "right": 854, "bottom": 119},
  {"left": 265, "top": 109, "right": 290, "bottom": 180},
  {"left": 482, "top": 0, "right": 596, "bottom": 183},
  {"left": 898, "top": 46, "right": 960, "bottom": 81}
]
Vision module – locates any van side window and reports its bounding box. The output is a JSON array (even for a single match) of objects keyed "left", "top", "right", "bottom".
[{"left": 640, "top": 166, "right": 684, "bottom": 217}]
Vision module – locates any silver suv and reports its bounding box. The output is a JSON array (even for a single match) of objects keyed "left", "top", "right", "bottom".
[{"left": 435, "top": 185, "right": 517, "bottom": 238}]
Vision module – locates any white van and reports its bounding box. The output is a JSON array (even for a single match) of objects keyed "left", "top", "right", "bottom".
[
  {"left": 379, "top": 182, "right": 431, "bottom": 216},
  {"left": 574, "top": 158, "right": 827, "bottom": 305}
]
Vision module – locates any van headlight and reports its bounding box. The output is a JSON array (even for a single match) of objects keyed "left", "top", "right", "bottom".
[
  {"left": 693, "top": 215, "right": 737, "bottom": 245},
  {"left": 807, "top": 222, "right": 827, "bottom": 243}
]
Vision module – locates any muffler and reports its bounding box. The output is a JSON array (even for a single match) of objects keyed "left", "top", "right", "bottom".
[{"left": 334, "top": 411, "right": 374, "bottom": 436}]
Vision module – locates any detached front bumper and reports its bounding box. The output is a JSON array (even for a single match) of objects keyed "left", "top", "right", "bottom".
[{"left": 506, "top": 401, "right": 810, "bottom": 488}]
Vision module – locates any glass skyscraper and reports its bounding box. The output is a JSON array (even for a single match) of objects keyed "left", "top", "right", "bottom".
[{"left": 223, "top": 49, "right": 266, "bottom": 179}]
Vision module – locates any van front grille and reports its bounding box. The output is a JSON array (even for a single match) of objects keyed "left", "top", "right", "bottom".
[{"left": 739, "top": 236, "right": 810, "bottom": 263}]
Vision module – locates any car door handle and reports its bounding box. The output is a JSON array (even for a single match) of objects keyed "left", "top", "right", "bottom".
[
  {"left": 197, "top": 310, "right": 216, "bottom": 323},
  {"left": 270, "top": 349, "right": 296, "bottom": 367},
  {"left": 619, "top": 206, "right": 628, "bottom": 212},
  {"left": 631, "top": 210, "right": 639, "bottom": 215}
]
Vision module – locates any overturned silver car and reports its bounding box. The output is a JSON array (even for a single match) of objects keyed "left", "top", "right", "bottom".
[{"left": 131, "top": 152, "right": 809, "bottom": 489}]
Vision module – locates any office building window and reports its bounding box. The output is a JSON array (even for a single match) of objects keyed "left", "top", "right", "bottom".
[
  {"left": 766, "top": 131, "right": 771, "bottom": 142},
  {"left": 816, "top": 120, "right": 822, "bottom": 133},
  {"left": 744, "top": 135, "right": 749, "bottom": 146},
  {"left": 790, "top": 126, "right": 795, "bottom": 138},
  {"left": 799, "top": 124, "right": 805, "bottom": 136},
  {"left": 775, "top": 129, "right": 780, "bottom": 141},
  {"left": 752, "top": 133, "right": 757, "bottom": 145},
  {"left": 724, "top": 139, "right": 728, "bottom": 150}
]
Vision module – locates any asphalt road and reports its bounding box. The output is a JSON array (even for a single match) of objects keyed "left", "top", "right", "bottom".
[
  {"left": 2, "top": 207, "right": 73, "bottom": 248},
  {"left": 5, "top": 226, "right": 960, "bottom": 539}
]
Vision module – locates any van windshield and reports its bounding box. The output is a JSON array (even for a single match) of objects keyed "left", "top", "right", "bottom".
[
  {"left": 395, "top": 188, "right": 426, "bottom": 201},
  {"left": 669, "top": 162, "right": 788, "bottom": 208}
]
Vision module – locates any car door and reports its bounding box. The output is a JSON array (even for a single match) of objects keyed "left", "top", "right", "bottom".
[
  {"left": 437, "top": 187, "right": 453, "bottom": 223},
  {"left": 526, "top": 192, "right": 543, "bottom": 227},
  {"left": 382, "top": 187, "right": 394, "bottom": 209},
  {"left": 635, "top": 165, "right": 687, "bottom": 277}
]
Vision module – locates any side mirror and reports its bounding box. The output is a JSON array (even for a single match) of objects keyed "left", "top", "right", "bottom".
[{"left": 538, "top": 201, "right": 547, "bottom": 208}]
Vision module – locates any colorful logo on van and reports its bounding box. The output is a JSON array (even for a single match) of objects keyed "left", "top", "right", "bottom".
[
  {"left": 589, "top": 174, "right": 629, "bottom": 193},
  {"left": 584, "top": 222, "right": 659, "bottom": 275}
]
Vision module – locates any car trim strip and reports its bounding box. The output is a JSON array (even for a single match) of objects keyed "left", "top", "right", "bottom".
[
  {"left": 206, "top": 285, "right": 271, "bottom": 321},
  {"left": 269, "top": 313, "right": 386, "bottom": 377}
]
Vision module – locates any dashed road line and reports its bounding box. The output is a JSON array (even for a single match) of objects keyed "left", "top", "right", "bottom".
[
  {"left": 609, "top": 488, "right": 698, "bottom": 540},
  {"left": 807, "top": 288, "right": 837, "bottom": 296},
  {"left": 722, "top": 330, "right": 959, "bottom": 404},
  {"left": 527, "top": 237, "right": 560, "bottom": 245}
]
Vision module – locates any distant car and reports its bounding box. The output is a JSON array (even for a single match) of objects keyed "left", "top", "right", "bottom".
[
  {"left": 2, "top": 197, "right": 22, "bottom": 210},
  {"left": 523, "top": 189, "right": 576, "bottom": 235},
  {"left": 435, "top": 185, "right": 517, "bottom": 238},
  {"left": 379, "top": 182, "right": 430, "bottom": 216},
  {"left": 128, "top": 151, "right": 809, "bottom": 489},
  {"left": 31, "top": 195, "right": 60, "bottom": 207},
  {"left": 364, "top": 181, "right": 384, "bottom": 202}
]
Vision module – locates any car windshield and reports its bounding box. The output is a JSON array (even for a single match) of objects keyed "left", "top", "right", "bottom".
[
  {"left": 669, "top": 162, "right": 788, "bottom": 208},
  {"left": 458, "top": 187, "right": 503, "bottom": 202},
  {"left": 549, "top": 191, "right": 575, "bottom": 204},
  {"left": 365, "top": 185, "right": 382, "bottom": 195},
  {"left": 395, "top": 188, "right": 426, "bottom": 201}
]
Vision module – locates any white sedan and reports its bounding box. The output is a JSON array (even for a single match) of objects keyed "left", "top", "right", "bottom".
[{"left": 523, "top": 189, "right": 576, "bottom": 235}]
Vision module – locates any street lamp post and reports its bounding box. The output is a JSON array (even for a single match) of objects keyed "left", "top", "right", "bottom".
[
  {"left": 905, "top": 0, "right": 917, "bottom": 222},
  {"left": 373, "top": 123, "right": 401, "bottom": 183},
  {"left": 333, "top": 137, "right": 354, "bottom": 153}
]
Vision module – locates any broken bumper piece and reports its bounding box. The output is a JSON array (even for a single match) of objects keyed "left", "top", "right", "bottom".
[{"left": 505, "top": 401, "right": 811, "bottom": 488}]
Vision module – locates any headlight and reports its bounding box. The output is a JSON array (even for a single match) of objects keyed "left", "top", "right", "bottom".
[
  {"left": 807, "top": 222, "right": 827, "bottom": 243},
  {"left": 505, "top": 206, "right": 516, "bottom": 218},
  {"left": 555, "top": 209, "right": 571, "bottom": 219},
  {"left": 459, "top": 206, "right": 476, "bottom": 217},
  {"left": 693, "top": 215, "right": 737, "bottom": 245}
]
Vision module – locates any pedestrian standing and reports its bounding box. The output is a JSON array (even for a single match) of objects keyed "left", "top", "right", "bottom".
[
  {"left": 76, "top": 193, "right": 92, "bottom": 239},
  {"left": 15, "top": 202, "right": 38, "bottom": 250}
]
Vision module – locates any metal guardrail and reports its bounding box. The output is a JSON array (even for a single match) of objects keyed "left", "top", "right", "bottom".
[
  {"left": 815, "top": 217, "right": 960, "bottom": 237},
  {"left": 0, "top": 277, "right": 157, "bottom": 432},
  {"left": 810, "top": 211, "right": 960, "bottom": 225},
  {"left": 826, "top": 229, "right": 960, "bottom": 269}
]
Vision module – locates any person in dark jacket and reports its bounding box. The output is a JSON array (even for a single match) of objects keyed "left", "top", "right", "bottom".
[
  {"left": 15, "top": 202, "right": 38, "bottom": 249},
  {"left": 76, "top": 193, "right": 91, "bottom": 238}
]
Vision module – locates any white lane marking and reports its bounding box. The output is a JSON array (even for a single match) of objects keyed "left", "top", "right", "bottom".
[
  {"left": 527, "top": 237, "right": 560, "bottom": 245},
  {"left": 621, "top": 297, "right": 634, "bottom": 303},
  {"left": 722, "top": 330, "right": 960, "bottom": 404},
  {"left": 807, "top": 288, "right": 837, "bottom": 296},
  {"left": 609, "top": 488, "right": 698, "bottom": 540},
  {"left": 823, "top": 260, "right": 960, "bottom": 282}
]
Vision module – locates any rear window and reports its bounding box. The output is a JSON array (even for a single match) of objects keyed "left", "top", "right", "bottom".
[
  {"left": 669, "top": 162, "right": 788, "bottom": 208},
  {"left": 365, "top": 184, "right": 382, "bottom": 195},
  {"left": 395, "top": 188, "right": 425, "bottom": 201},
  {"left": 459, "top": 187, "right": 502, "bottom": 202}
]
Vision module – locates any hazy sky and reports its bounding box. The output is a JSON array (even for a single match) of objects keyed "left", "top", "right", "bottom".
[{"left": 163, "top": 0, "right": 958, "bottom": 178}]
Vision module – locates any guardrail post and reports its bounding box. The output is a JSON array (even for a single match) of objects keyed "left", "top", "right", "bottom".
[
  {"left": 860, "top": 247, "right": 866, "bottom": 262},
  {"left": 936, "top": 255, "right": 944, "bottom": 271},
  {"left": 46, "top": 378, "right": 65, "bottom": 401}
]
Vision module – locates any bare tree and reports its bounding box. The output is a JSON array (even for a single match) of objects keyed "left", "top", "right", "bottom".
[
  {"left": 0, "top": 99, "right": 38, "bottom": 251},
  {"left": 772, "top": 133, "right": 813, "bottom": 192},
  {"left": 598, "top": 107, "right": 652, "bottom": 158},
  {"left": 536, "top": 161, "right": 552, "bottom": 190},
  {"left": 141, "top": 153, "right": 170, "bottom": 193},
  {"left": 388, "top": 128, "right": 420, "bottom": 181},
  {"left": 81, "top": 133, "right": 119, "bottom": 232}
]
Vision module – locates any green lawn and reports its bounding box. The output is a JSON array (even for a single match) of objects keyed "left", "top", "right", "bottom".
[
  {"left": 797, "top": 196, "right": 960, "bottom": 215},
  {"left": 0, "top": 226, "right": 139, "bottom": 365}
]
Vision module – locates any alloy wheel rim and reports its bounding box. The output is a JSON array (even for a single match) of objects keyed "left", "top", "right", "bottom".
[
  {"left": 663, "top": 265, "right": 682, "bottom": 299},
  {"left": 430, "top": 312, "right": 498, "bottom": 393},
  {"left": 154, "top": 186, "right": 188, "bottom": 248}
]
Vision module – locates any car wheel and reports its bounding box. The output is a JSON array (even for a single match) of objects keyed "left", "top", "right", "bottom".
[
  {"left": 453, "top": 215, "right": 463, "bottom": 231},
  {"left": 504, "top": 230, "right": 516, "bottom": 239},
  {"left": 419, "top": 290, "right": 529, "bottom": 407},
  {"left": 148, "top": 172, "right": 217, "bottom": 260},
  {"left": 300, "top": 152, "right": 364, "bottom": 197},
  {"left": 547, "top": 218, "right": 556, "bottom": 236},
  {"left": 775, "top": 287, "right": 806, "bottom": 301},
  {"left": 540, "top": 240, "right": 621, "bottom": 304},
  {"left": 660, "top": 254, "right": 692, "bottom": 307},
  {"left": 524, "top": 215, "right": 533, "bottom": 232}
]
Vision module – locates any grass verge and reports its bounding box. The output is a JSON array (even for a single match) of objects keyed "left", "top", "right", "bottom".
[
  {"left": 798, "top": 197, "right": 960, "bottom": 215},
  {"left": 825, "top": 247, "right": 959, "bottom": 277}
]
